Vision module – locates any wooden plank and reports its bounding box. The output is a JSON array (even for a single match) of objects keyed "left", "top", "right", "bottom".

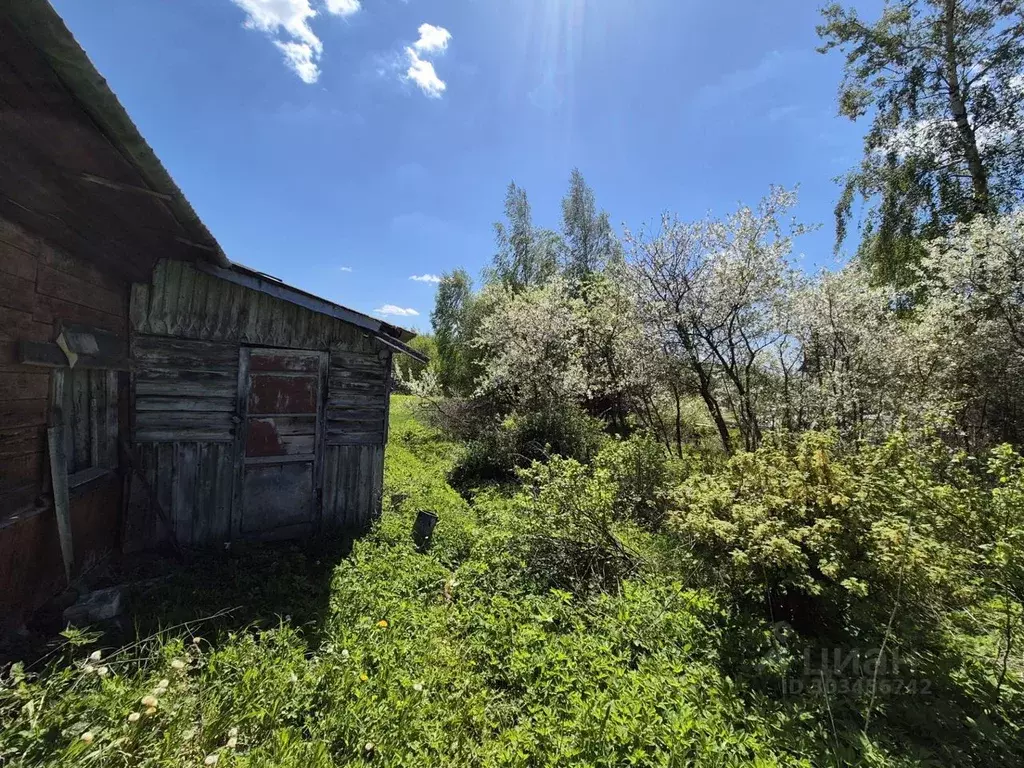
[
  {"left": 129, "top": 282, "right": 149, "bottom": 332},
  {"left": 135, "top": 411, "right": 234, "bottom": 431},
  {"left": 0, "top": 305, "right": 52, "bottom": 343},
  {"left": 0, "top": 399, "right": 47, "bottom": 429},
  {"left": 0, "top": 370, "right": 49, "bottom": 400},
  {"left": 325, "top": 392, "right": 388, "bottom": 408},
  {"left": 89, "top": 370, "right": 100, "bottom": 468},
  {"left": 18, "top": 340, "right": 131, "bottom": 370},
  {"left": 314, "top": 350, "right": 328, "bottom": 529},
  {"left": 230, "top": 347, "right": 250, "bottom": 540},
  {"left": 37, "top": 238, "right": 123, "bottom": 294},
  {"left": 69, "top": 370, "right": 89, "bottom": 473},
  {"left": 0, "top": 449, "right": 43, "bottom": 493},
  {"left": 0, "top": 273, "right": 35, "bottom": 314},
  {"left": 173, "top": 443, "right": 198, "bottom": 547},
  {"left": 134, "top": 428, "right": 233, "bottom": 444},
  {"left": 326, "top": 430, "right": 385, "bottom": 446},
  {"left": 0, "top": 426, "right": 44, "bottom": 459},
  {"left": 193, "top": 442, "right": 211, "bottom": 547},
  {"left": 136, "top": 368, "right": 237, "bottom": 384},
  {"left": 32, "top": 294, "right": 123, "bottom": 335},
  {"left": 135, "top": 396, "right": 236, "bottom": 413},
  {"left": 212, "top": 442, "right": 234, "bottom": 543},
  {"left": 0, "top": 216, "right": 39, "bottom": 260},
  {"left": 104, "top": 371, "right": 118, "bottom": 468},
  {"left": 0, "top": 238, "right": 37, "bottom": 281},
  {"left": 131, "top": 335, "right": 238, "bottom": 367},
  {"left": 135, "top": 379, "right": 237, "bottom": 398},
  {"left": 36, "top": 265, "right": 124, "bottom": 318},
  {"left": 46, "top": 425, "right": 73, "bottom": 582}
]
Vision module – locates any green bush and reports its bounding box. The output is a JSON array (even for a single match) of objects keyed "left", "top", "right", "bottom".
[
  {"left": 449, "top": 403, "right": 606, "bottom": 492},
  {"left": 594, "top": 432, "right": 675, "bottom": 530}
]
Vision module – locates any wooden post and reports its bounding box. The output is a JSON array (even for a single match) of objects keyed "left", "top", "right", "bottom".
[{"left": 48, "top": 425, "right": 74, "bottom": 583}]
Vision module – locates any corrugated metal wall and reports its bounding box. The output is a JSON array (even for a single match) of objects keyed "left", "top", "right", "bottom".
[{"left": 127, "top": 259, "right": 392, "bottom": 550}]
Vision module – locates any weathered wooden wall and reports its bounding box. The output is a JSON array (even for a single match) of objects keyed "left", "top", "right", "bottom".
[
  {"left": 0, "top": 215, "right": 126, "bottom": 626},
  {"left": 127, "top": 259, "right": 393, "bottom": 549}
]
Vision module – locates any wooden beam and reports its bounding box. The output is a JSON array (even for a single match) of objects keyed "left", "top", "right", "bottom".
[
  {"left": 19, "top": 340, "right": 131, "bottom": 370},
  {"left": 78, "top": 172, "right": 173, "bottom": 201},
  {"left": 47, "top": 424, "right": 74, "bottom": 582}
]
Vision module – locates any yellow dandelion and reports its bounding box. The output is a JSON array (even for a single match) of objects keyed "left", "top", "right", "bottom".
[
  {"left": 128, "top": 712, "right": 141, "bottom": 723},
  {"left": 360, "top": 673, "right": 369, "bottom": 682},
  {"left": 377, "top": 620, "right": 388, "bottom": 628},
  {"left": 203, "top": 754, "right": 219, "bottom": 766},
  {"left": 81, "top": 731, "right": 95, "bottom": 744},
  {"left": 141, "top": 695, "right": 158, "bottom": 708}
]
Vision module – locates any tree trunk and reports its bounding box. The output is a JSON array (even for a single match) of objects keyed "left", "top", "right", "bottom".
[{"left": 944, "top": 0, "right": 991, "bottom": 215}]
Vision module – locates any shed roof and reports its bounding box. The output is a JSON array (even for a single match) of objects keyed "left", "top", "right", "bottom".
[{"left": 3, "top": 1, "right": 420, "bottom": 357}]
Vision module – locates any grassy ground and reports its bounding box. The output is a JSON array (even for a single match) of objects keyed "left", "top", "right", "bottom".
[{"left": 0, "top": 396, "right": 990, "bottom": 766}]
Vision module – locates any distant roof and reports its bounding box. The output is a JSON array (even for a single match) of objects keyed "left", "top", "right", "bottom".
[{"left": 3, "top": 1, "right": 419, "bottom": 354}]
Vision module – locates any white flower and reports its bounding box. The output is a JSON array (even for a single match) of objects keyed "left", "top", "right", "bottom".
[
  {"left": 128, "top": 712, "right": 141, "bottom": 723},
  {"left": 228, "top": 727, "right": 238, "bottom": 738},
  {"left": 204, "top": 755, "right": 219, "bottom": 766},
  {"left": 97, "top": 666, "right": 109, "bottom": 678},
  {"left": 413, "top": 682, "right": 424, "bottom": 692},
  {"left": 89, "top": 650, "right": 103, "bottom": 662},
  {"left": 141, "top": 695, "right": 158, "bottom": 708},
  {"left": 341, "top": 649, "right": 350, "bottom": 660},
  {"left": 226, "top": 737, "right": 238, "bottom": 749},
  {"left": 81, "top": 731, "right": 95, "bottom": 744},
  {"left": 171, "top": 659, "right": 186, "bottom": 670}
]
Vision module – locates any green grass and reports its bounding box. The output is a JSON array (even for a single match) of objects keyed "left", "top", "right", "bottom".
[{"left": 0, "top": 396, "right": 1003, "bottom": 766}]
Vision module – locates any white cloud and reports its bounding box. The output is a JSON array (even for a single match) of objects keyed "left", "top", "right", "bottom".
[
  {"left": 339, "top": 266, "right": 353, "bottom": 272},
  {"left": 325, "top": 0, "right": 360, "bottom": 15},
  {"left": 374, "top": 304, "right": 420, "bottom": 317},
  {"left": 413, "top": 23, "right": 451, "bottom": 55},
  {"left": 405, "top": 48, "right": 446, "bottom": 98},
  {"left": 274, "top": 39, "right": 320, "bottom": 83},
  {"left": 403, "top": 23, "right": 451, "bottom": 98},
  {"left": 230, "top": 0, "right": 360, "bottom": 83},
  {"left": 410, "top": 273, "right": 442, "bottom": 283}
]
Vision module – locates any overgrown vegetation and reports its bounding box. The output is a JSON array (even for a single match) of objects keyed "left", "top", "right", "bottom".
[{"left": 3, "top": 398, "right": 1022, "bottom": 766}]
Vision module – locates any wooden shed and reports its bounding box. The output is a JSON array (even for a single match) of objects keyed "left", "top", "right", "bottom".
[
  {"left": 0, "top": 1, "right": 422, "bottom": 628},
  {"left": 124, "top": 259, "right": 421, "bottom": 551}
]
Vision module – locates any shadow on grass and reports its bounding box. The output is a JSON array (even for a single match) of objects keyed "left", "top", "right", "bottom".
[{"left": 4, "top": 536, "right": 353, "bottom": 667}]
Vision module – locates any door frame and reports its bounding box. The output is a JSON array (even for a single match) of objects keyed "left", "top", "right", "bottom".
[{"left": 230, "top": 345, "right": 329, "bottom": 541}]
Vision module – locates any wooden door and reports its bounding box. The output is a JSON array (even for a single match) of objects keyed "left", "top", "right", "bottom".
[{"left": 234, "top": 348, "right": 328, "bottom": 540}]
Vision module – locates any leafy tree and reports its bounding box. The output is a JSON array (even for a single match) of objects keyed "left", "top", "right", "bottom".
[
  {"left": 819, "top": 0, "right": 1024, "bottom": 284},
  {"left": 430, "top": 269, "right": 482, "bottom": 396},
  {"left": 491, "top": 182, "right": 559, "bottom": 292},
  {"left": 560, "top": 169, "right": 621, "bottom": 284},
  {"left": 627, "top": 187, "right": 803, "bottom": 454}
]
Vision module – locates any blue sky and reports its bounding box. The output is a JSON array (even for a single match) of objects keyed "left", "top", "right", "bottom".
[{"left": 52, "top": 0, "right": 877, "bottom": 332}]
